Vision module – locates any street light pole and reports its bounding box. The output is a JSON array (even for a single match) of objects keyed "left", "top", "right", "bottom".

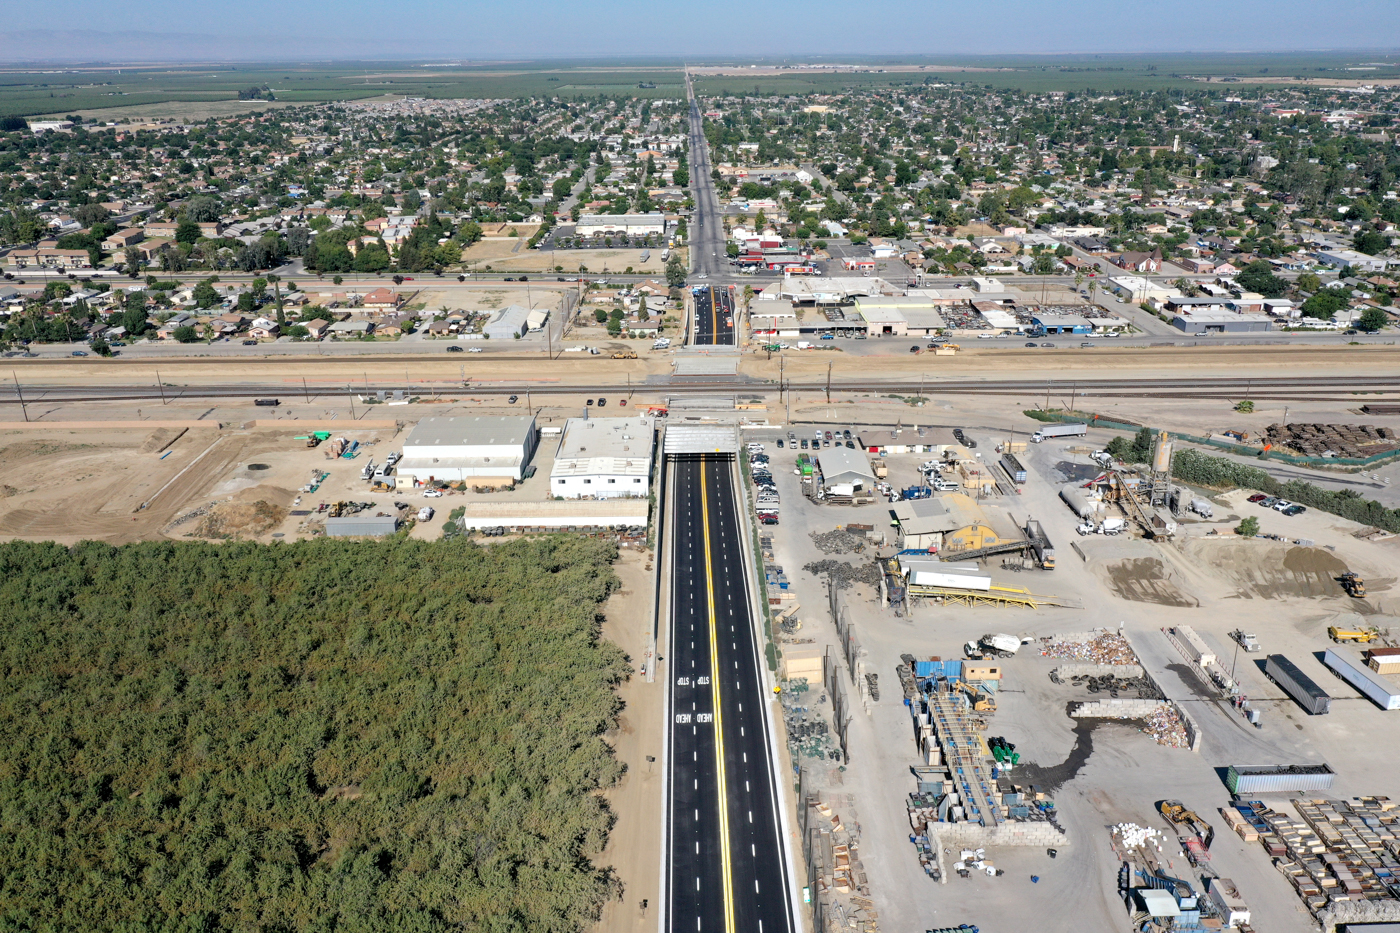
[{"left": 12, "top": 371, "right": 27, "bottom": 423}]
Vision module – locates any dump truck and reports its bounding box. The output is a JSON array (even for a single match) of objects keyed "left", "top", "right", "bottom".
[
  {"left": 965, "top": 633, "right": 1021, "bottom": 660},
  {"left": 1339, "top": 572, "right": 1366, "bottom": 598},
  {"left": 1024, "top": 517, "right": 1055, "bottom": 569},
  {"left": 1329, "top": 625, "right": 1380, "bottom": 644},
  {"left": 611, "top": 349, "right": 638, "bottom": 359}
]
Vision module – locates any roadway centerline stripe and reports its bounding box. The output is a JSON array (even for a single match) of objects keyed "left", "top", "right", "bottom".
[{"left": 700, "top": 460, "right": 737, "bottom": 933}]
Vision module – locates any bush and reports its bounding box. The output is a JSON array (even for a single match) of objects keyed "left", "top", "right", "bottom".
[
  {"left": 1236, "top": 515, "right": 1260, "bottom": 537},
  {"left": 1234, "top": 400, "right": 1254, "bottom": 413}
]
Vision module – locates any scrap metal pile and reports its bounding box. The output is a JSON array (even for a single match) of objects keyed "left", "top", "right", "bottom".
[
  {"left": 1264, "top": 422, "right": 1398, "bottom": 459},
  {"left": 780, "top": 679, "right": 841, "bottom": 763},
  {"left": 1141, "top": 706, "right": 1190, "bottom": 748},
  {"left": 809, "top": 528, "right": 870, "bottom": 555},
  {"left": 1042, "top": 631, "right": 1138, "bottom": 666},
  {"left": 805, "top": 559, "right": 883, "bottom": 590}
]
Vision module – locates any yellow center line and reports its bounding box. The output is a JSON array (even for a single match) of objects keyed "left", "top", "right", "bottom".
[{"left": 700, "top": 461, "right": 737, "bottom": 933}]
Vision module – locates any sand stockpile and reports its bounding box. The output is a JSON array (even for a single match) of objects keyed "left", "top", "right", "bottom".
[
  {"left": 1102, "top": 557, "right": 1199, "bottom": 607},
  {"left": 1183, "top": 540, "right": 1349, "bottom": 599},
  {"left": 192, "top": 500, "right": 288, "bottom": 539}
]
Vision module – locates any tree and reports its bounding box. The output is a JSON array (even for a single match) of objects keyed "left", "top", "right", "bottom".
[
  {"left": 402, "top": 189, "right": 423, "bottom": 213},
  {"left": 175, "top": 217, "right": 202, "bottom": 245},
  {"left": 122, "top": 246, "right": 143, "bottom": 274},
  {"left": 1354, "top": 230, "right": 1388, "bottom": 256},
  {"left": 268, "top": 274, "right": 285, "bottom": 327},
  {"left": 183, "top": 195, "right": 223, "bottom": 223},
  {"left": 1295, "top": 272, "right": 1322, "bottom": 293},
  {"left": 122, "top": 294, "right": 149, "bottom": 337},
  {"left": 192, "top": 279, "right": 219, "bottom": 309},
  {"left": 665, "top": 256, "right": 687, "bottom": 288},
  {"left": 1236, "top": 515, "right": 1260, "bottom": 538},
  {"left": 637, "top": 294, "right": 648, "bottom": 322},
  {"left": 172, "top": 325, "right": 199, "bottom": 343},
  {"left": 1301, "top": 289, "right": 1346, "bottom": 320},
  {"left": 1236, "top": 260, "right": 1286, "bottom": 299},
  {"left": 89, "top": 336, "right": 111, "bottom": 356},
  {"left": 1358, "top": 307, "right": 1390, "bottom": 333}
]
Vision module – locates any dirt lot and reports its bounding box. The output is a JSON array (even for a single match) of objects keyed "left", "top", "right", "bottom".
[
  {"left": 461, "top": 240, "right": 670, "bottom": 274},
  {"left": 0, "top": 422, "right": 400, "bottom": 545}
]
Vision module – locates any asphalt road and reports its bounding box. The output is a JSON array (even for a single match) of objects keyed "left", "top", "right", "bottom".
[
  {"left": 666, "top": 456, "right": 795, "bottom": 933},
  {"left": 685, "top": 75, "right": 727, "bottom": 279},
  {"left": 692, "top": 285, "right": 735, "bottom": 346}
]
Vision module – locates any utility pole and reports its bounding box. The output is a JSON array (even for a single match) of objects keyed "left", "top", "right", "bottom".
[
  {"left": 303, "top": 376, "right": 309, "bottom": 403},
  {"left": 156, "top": 369, "right": 166, "bottom": 406},
  {"left": 825, "top": 360, "right": 832, "bottom": 404},
  {"left": 12, "top": 371, "right": 28, "bottom": 423}
]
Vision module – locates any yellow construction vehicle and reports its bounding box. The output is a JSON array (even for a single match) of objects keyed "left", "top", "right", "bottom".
[
  {"left": 1159, "top": 799, "right": 1215, "bottom": 854},
  {"left": 1339, "top": 572, "right": 1366, "bottom": 598},
  {"left": 611, "top": 349, "right": 638, "bottom": 359},
  {"left": 957, "top": 681, "right": 996, "bottom": 713},
  {"left": 1329, "top": 625, "right": 1380, "bottom": 644}
]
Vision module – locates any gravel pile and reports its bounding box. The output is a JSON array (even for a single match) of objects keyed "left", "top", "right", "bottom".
[
  {"left": 804, "top": 559, "right": 882, "bottom": 589},
  {"left": 809, "top": 529, "right": 868, "bottom": 554}
]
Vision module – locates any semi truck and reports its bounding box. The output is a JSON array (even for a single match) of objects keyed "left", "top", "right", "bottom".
[
  {"left": 1322, "top": 648, "right": 1400, "bottom": 711},
  {"left": 1030, "top": 422, "right": 1088, "bottom": 443},
  {"left": 1265, "top": 654, "right": 1332, "bottom": 715}
]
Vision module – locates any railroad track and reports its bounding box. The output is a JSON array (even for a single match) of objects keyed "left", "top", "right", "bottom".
[{"left": 1, "top": 375, "right": 1396, "bottom": 405}]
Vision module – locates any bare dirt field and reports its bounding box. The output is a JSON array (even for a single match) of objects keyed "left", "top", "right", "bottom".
[
  {"left": 462, "top": 241, "right": 670, "bottom": 274},
  {"left": 38, "top": 99, "right": 300, "bottom": 123}
]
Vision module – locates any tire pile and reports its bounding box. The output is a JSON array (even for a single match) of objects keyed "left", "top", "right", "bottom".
[
  {"left": 809, "top": 529, "right": 868, "bottom": 554},
  {"left": 1051, "top": 670, "right": 1162, "bottom": 700}
]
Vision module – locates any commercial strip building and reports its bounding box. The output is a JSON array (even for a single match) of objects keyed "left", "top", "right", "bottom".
[
  {"left": 452, "top": 499, "right": 649, "bottom": 532},
  {"left": 550, "top": 416, "right": 656, "bottom": 499},
  {"left": 396, "top": 415, "right": 538, "bottom": 484},
  {"left": 575, "top": 212, "right": 667, "bottom": 237}
]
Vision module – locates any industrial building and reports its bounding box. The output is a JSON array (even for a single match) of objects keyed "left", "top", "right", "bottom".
[
  {"left": 452, "top": 499, "right": 649, "bottom": 532},
  {"left": 1169, "top": 306, "right": 1274, "bottom": 333},
  {"left": 324, "top": 515, "right": 399, "bottom": 536},
  {"left": 550, "top": 416, "right": 656, "bottom": 499},
  {"left": 817, "top": 447, "right": 877, "bottom": 489},
  {"left": 893, "top": 494, "right": 1004, "bottom": 552},
  {"left": 396, "top": 415, "right": 538, "bottom": 484},
  {"left": 575, "top": 212, "right": 667, "bottom": 237},
  {"left": 483, "top": 305, "right": 531, "bottom": 340}
]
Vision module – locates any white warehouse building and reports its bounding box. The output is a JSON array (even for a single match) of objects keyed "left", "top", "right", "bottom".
[
  {"left": 397, "top": 415, "right": 538, "bottom": 484},
  {"left": 551, "top": 416, "right": 655, "bottom": 499}
]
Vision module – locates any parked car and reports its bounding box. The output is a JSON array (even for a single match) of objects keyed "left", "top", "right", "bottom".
[
  {"left": 597, "top": 398, "right": 606, "bottom": 407},
  {"left": 422, "top": 489, "right": 444, "bottom": 498},
  {"left": 507, "top": 395, "right": 519, "bottom": 404},
  {"left": 1040, "top": 342, "right": 1055, "bottom": 348},
  {"left": 1260, "top": 497, "right": 1278, "bottom": 508},
  {"left": 71, "top": 350, "right": 88, "bottom": 357},
  {"left": 1247, "top": 493, "right": 1269, "bottom": 503},
  {"left": 1025, "top": 342, "right": 1039, "bottom": 348},
  {"left": 447, "top": 345, "right": 464, "bottom": 352},
  {"left": 776, "top": 439, "right": 784, "bottom": 448},
  {"left": 953, "top": 429, "right": 966, "bottom": 443},
  {"left": 759, "top": 515, "right": 779, "bottom": 525},
  {"left": 585, "top": 398, "right": 593, "bottom": 406},
  {"left": 1273, "top": 499, "right": 1294, "bottom": 512},
  {"left": 800, "top": 439, "right": 809, "bottom": 449},
  {"left": 468, "top": 347, "right": 483, "bottom": 353},
  {"left": 243, "top": 340, "right": 259, "bottom": 346},
  {"left": 1283, "top": 505, "right": 1307, "bottom": 517}
]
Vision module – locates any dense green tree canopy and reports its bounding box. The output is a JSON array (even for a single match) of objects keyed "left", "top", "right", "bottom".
[{"left": 0, "top": 536, "right": 629, "bottom": 933}]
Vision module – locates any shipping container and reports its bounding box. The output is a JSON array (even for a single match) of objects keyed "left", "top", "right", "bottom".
[
  {"left": 1226, "top": 764, "right": 1336, "bottom": 795},
  {"left": 1368, "top": 646, "right": 1400, "bottom": 676},
  {"left": 1000, "top": 453, "right": 1027, "bottom": 483},
  {"left": 1176, "top": 625, "right": 1216, "bottom": 666},
  {"left": 1322, "top": 648, "right": 1400, "bottom": 710},
  {"left": 1264, "top": 654, "right": 1332, "bottom": 715}
]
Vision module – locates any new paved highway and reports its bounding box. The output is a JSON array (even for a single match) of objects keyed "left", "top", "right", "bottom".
[
  {"left": 685, "top": 71, "right": 727, "bottom": 279},
  {"left": 692, "top": 285, "right": 735, "bottom": 346},
  {"left": 666, "top": 456, "right": 795, "bottom": 933}
]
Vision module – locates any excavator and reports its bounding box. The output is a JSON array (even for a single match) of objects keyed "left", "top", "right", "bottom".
[
  {"left": 1159, "top": 800, "right": 1214, "bottom": 866},
  {"left": 957, "top": 681, "right": 996, "bottom": 713}
]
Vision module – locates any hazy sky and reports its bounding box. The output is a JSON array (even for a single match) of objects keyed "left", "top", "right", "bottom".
[{"left": 6, "top": 0, "right": 1400, "bottom": 60}]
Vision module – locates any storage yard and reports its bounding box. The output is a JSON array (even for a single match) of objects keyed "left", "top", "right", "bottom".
[{"left": 736, "top": 410, "right": 1400, "bottom": 933}]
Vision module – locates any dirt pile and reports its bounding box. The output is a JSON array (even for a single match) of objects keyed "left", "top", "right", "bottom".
[
  {"left": 1187, "top": 541, "right": 1348, "bottom": 599},
  {"left": 1102, "top": 557, "right": 1199, "bottom": 607},
  {"left": 192, "top": 500, "right": 288, "bottom": 539},
  {"left": 139, "top": 428, "right": 187, "bottom": 454},
  {"left": 0, "top": 486, "right": 17, "bottom": 499}
]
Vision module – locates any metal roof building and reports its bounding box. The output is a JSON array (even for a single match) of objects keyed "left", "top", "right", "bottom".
[
  {"left": 483, "top": 305, "right": 531, "bottom": 341},
  {"left": 325, "top": 515, "right": 399, "bottom": 536},
  {"left": 817, "top": 447, "right": 876, "bottom": 488},
  {"left": 551, "top": 417, "right": 656, "bottom": 499},
  {"left": 397, "top": 415, "right": 538, "bottom": 483}
]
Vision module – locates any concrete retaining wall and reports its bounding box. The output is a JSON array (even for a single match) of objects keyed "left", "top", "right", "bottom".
[
  {"left": 930, "top": 821, "right": 1070, "bottom": 849},
  {"left": 1052, "top": 663, "right": 1145, "bottom": 679},
  {"left": 1071, "top": 698, "right": 1168, "bottom": 718},
  {"left": 1178, "top": 703, "right": 1203, "bottom": 753},
  {"left": 1047, "top": 628, "right": 1110, "bottom": 645}
]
